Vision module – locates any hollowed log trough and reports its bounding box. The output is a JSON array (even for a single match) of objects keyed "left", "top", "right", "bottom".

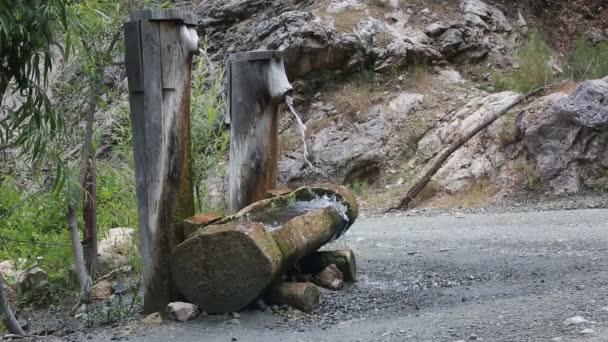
[{"left": 171, "top": 184, "right": 358, "bottom": 313}]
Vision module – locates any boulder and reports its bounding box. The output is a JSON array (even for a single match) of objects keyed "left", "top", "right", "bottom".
[
  {"left": 17, "top": 267, "right": 48, "bottom": 299},
  {"left": 166, "top": 302, "right": 199, "bottom": 322},
  {"left": 98, "top": 228, "right": 136, "bottom": 272},
  {"left": 388, "top": 93, "right": 423, "bottom": 116},
  {"left": 91, "top": 280, "right": 113, "bottom": 301},
  {"left": 518, "top": 78, "right": 608, "bottom": 193}
]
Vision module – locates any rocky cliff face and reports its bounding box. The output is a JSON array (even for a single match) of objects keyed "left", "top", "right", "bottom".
[{"left": 187, "top": 0, "right": 608, "bottom": 204}]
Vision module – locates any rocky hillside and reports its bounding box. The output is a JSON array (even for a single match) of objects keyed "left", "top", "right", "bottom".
[{"left": 174, "top": 0, "right": 607, "bottom": 211}]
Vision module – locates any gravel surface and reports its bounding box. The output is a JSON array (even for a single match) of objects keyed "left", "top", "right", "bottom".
[{"left": 74, "top": 208, "right": 608, "bottom": 342}]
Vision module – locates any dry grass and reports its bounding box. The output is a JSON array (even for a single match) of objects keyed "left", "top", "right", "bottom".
[
  {"left": 322, "top": 79, "right": 386, "bottom": 122},
  {"left": 495, "top": 112, "right": 520, "bottom": 146},
  {"left": 419, "top": 179, "right": 498, "bottom": 209}
]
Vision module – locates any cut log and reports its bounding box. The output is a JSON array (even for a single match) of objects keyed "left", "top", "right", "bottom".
[
  {"left": 271, "top": 207, "right": 342, "bottom": 267},
  {"left": 172, "top": 185, "right": 359, "bottom": 313},
  {"left": 296, "top": 249, "right": 357, "bottom": 282},
  {"left": 172, "top": 221, "right": 283, "bottom": 313},
  {"left": 265, "top": 282, "right": 320, "bottom": 313}
]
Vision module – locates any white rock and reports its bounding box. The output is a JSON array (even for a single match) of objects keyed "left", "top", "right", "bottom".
[
  {"left": 396, "top": 178, "right": 405, "bottom": 185},
  {"left": 419, "top": 8, "right": 431, "bottom": 15},
  {"left": 439, "top": 68, "right": 464, "bottom": 84},
  {"left": 563, "top": 316, "right": 589, "bottom": 326},
  {"left": 327, "top": 0, "right": 365, "bottom": 13},
  {"left": 579, "top": 329, "right": 595, "bottom": 335},
  {"left": 142, "top": 312, "right": 162, "bottom": 325},
  {"left": 389, "top": 93, "right": 423, "bottom": 116},
  {"left": 98, "top": 227, "right": 136, "bottom": 271},
  {"left": 167, "top": 302, "right": 199, "bottom": 322}
]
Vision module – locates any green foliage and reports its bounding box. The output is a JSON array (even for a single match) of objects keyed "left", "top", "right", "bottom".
[
  {"left": 494, "top": 30, "right": 555, "bottom": 93},
  {"left": 0, "top": 0, "right": 70, "bottom": 161},
  {"left": 348, "top": 179, "right": 369, "bottom": 197},
  {"left": 96, "top": 163, "right": 138, "bottom": 233},
  {"left": 565, "top": 38, "right": 608, "bottom": 81},
  {"left": 191, "top": 54, "right": 230, "bottom": 212},
  {"left": 0, "top": 178, "right": 76, "bottom": 303}
]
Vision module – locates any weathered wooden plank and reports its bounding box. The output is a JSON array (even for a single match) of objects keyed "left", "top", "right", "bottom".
[
  {"left": 160, "top": 22, "right": 180, "bottom": 89},
  {"left": 124, "top": 22, "right": 143, "bottom": 92},
  {"left": 139, "top": 19, "right": 167, "bottom": 314},
  {"left": 131, "top": 9, "right": 198, "bottom": 25},
  {"left": 228, "top": 54, "right": 292, "bottom": 213}
]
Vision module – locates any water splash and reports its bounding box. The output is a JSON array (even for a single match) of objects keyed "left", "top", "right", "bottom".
[
  {"left": 243, "top": 194, "right": 350, "bottom": 236},
  {"left": 285, "top": 95, "right": 315, "bottom": 169}
]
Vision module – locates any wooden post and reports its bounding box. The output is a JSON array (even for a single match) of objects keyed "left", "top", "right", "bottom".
[
  {"left": 124, "top": 9, "right": 198, "bottom": 314},
  {"left": 227, "top": 51, "right": 293, "bottom": 213}
]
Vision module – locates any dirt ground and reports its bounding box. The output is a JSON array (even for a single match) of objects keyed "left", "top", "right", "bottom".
[{"left": 74, "top": 208, "right": 608, "bottom": 342}]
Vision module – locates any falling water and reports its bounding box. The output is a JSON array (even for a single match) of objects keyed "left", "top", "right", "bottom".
[{"left": 285, "top": 95, "right": 315, "bottom": 170}]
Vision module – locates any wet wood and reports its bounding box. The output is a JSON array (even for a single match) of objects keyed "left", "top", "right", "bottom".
[
  {"left": 182, "top": 213, "right": 222, "bottom": 238},
  {"left": 265, "top": 282, "right": 320, "bottom": 313},
  {"left": 266, "top": 186, "right": 293, "bottom": 198},
  {"left": 125, "top": 9, "right": 198, "bottom": 314},
  {"left": 228, "top": 51, "right": 293, "bottom": 213}
]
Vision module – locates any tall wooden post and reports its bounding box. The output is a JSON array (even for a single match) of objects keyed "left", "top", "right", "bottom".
[
  {"left": 124, "top": 9, "right": 198, "bottom": 314},
  {"left": 227, "top": 51, "right": 293, "bottom": 213}
]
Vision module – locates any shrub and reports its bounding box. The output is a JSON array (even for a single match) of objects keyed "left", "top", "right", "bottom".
[
  {"left": 565, "top": 38, "right": 608, "bottom": 81},
  {"left": 191, "top": 54, "right": 230, "bottom": 213},
  {"left": 494, "top": 30, "right": 555, "bottom": 93}
]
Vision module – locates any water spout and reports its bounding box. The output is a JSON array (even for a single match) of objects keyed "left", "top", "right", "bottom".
[{"left": 285, "top": 95, "right": 315, "bottom": 170}]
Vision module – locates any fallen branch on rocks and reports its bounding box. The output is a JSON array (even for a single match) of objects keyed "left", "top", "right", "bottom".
[{"left": 388, "top": 84, "right": 561, "bottom": 212}]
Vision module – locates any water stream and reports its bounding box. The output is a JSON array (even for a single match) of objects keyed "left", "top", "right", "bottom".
[
  {"left": 285, "top": 95, "right": 315, "bottom": 170},
  {"left": 242, "top": 194, "right": 349, "bottom": 235}
]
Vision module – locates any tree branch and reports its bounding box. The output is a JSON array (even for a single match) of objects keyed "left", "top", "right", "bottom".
[{"left": 388, "top": 84, "right": 558, "bottom": 212}]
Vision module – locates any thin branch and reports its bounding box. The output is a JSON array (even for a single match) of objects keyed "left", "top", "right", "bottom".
[{"left": 387, "top": 83, "right": 562, "bottom": 212}]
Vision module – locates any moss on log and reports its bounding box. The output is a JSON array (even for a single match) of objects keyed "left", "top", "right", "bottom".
[{"left": 171, "top": 221, "right": 282, "bottom": 313}]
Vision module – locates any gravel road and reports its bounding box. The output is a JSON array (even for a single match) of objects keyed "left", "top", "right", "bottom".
[{"left": 89, "top": 208, "right": 608, "bottom": 342}]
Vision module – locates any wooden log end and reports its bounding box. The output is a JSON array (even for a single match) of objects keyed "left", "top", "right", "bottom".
[
  {"left": 172, "top": 221, "right": 282, "bottom": 313},
  {"left": 265, "top": 282, "right": 320, "bottom": 313}
]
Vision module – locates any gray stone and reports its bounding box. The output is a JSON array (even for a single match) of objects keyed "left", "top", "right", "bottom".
[
  {"left": 167, "top": 302, "right": 200, "bottom": 322},
  {"left": 17, "top": 267, "right": 48, "bottom": 298},
  {"left": 388, "top": 93, "right": 423, "bottom": 116},
  {"left": 438, "top": 29, "right": 464, "bottom": 55},
  {"left": 424, "top": 22, "right": 447, "bottom": 37},
  {"left": 438, "top": 68, "right": 464, "bottom": 83},
  {"left": 518, "top": 78, "right": 608, "bottom": 193},
  {"left": 563, "top": 315, "right": 589, "bottom": 326},
  {"left": 327, "top": 0, "right": 365, "bottom": 13}
]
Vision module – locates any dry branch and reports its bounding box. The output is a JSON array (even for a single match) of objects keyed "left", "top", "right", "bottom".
[{"left": 389, "top": 85, "right": 555, "bottom": 212}]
